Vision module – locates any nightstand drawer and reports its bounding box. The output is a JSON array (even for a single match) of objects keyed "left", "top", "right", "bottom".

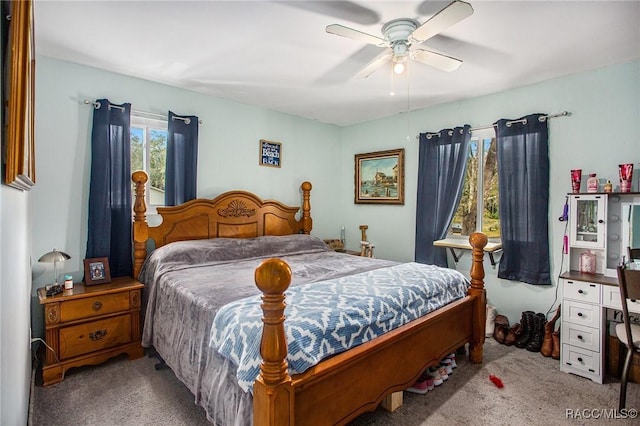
[
  {"left": 60, "top": 292, "right": 131, "bottom": 322},
  {"left": 59, "top": 313, "right": 132, "bottom": 359}
]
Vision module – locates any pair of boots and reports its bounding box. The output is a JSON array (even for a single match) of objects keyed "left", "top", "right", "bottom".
[
  {"left": 514, "top": 311, "right": 547, "bottom": 352},
  {"left": 487, "top": 305, "right": 518, "bottom": 343},
  {"left": 540, "top": 305, "right": 561, "bottom": 359},
  {"left": 493, "top": 314, "right": 521, "bottom": 346}
]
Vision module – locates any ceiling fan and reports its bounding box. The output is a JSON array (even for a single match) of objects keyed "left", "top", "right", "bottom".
[{"left": 325, "top": 0, "right": 474, "bottom": 78}]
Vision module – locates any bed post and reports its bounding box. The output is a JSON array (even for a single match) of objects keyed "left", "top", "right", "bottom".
[
  {"left": 468, "top": 232, "right": 488, "bottom": 364},
  {"left": 254, "top": 258, "right": 294, "bottom": 426},
  {"left": 131, "top": 171, "right": 149, "bottom": 279},
  {"left": 300, "top": 181, "right": 312, "bottom": 234}
]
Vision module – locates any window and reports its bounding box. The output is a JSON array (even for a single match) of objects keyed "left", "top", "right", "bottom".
[
  {"left": 449, "top": 128, "right": 500, "bottom": 239},
  {"left": 131, "top": 115, "right": 167, "bottom": 208}
]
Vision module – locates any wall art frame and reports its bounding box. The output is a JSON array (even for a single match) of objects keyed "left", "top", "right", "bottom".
[
  {"left": 84, "top": 257, "right": 112, "bottom": 286},
  {"left": 3, "top": 0, "right": 36, "bottom": 190},
  {"left": 355, "top": 148, "right": 405, "bottom": 205},
  {"left": 259, "top": 139, "right": 282, "bottom": 168}
]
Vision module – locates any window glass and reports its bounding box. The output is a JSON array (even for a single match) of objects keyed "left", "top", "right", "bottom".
[
  {"left": 131, "top": 116, "right": 167, "bottom": 207},
  {"left": 450, "top": 130, "right": 500, "bottom": 239}
]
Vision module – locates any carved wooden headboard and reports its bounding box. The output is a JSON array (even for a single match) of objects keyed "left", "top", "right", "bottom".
[{"left": 131, "top": 171, "right": 312, "bottom": 278}]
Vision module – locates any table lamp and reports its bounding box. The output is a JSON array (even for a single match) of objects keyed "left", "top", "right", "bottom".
[{"left": 38, "top": 249, "right": 71, "bottom": 286}]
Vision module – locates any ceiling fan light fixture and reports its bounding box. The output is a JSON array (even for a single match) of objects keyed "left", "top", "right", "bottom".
[
  {"left": 393, "top": 61, "right": 405, "bottom": 75},
  {"left": 392, "top": 53, "right": 408, "bottom": 75}
]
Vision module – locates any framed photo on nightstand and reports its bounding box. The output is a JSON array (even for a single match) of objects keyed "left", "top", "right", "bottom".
[{"left": 84, "top": 257, "right": 111, "bottom": 285}]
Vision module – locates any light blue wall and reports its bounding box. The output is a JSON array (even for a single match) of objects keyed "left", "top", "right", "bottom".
[
  {"left": 341, "top": 60, "right": 640, "bottom": 323},
  {"left": 1, "top": 181, "right": 32, "bottom": 426},
  {"left": 1, "top": 12, "right": 32, "bottom": 420},
  {"left": 30, "top": 56, "right": 343, "bottom": 334}
]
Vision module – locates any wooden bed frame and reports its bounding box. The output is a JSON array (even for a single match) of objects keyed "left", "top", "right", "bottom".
[{"left": 131, "top": 171, "right": 487, "bottom": 426}]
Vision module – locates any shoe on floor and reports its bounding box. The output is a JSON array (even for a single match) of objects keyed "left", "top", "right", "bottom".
[
  {"left": 440, "top": 359, "right": 453, "bottom": 375},
  {"left": 424, "top": 378, "right": 434, "bottom": 391},
  {"left": 406, "top": 380, "right": 430, "bottom": 395},
  {"left": 446, "top": 353, "right": 457, "bottom": 369},
  {"left": 438, "top": 366, "right": 449, "bottom": 381},
  {"left": 426, "top": 367, "right": 443, "bottom": 386}
]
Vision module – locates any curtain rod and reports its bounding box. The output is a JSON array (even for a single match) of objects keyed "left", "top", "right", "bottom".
[
  {"left": 416, "top": 111, "right": 571, "bottom": 140},
  {"left": 83, "top": 100, "right": 203, "bottom": 125}
]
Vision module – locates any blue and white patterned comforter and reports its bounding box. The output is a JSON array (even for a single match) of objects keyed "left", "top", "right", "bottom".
[{"left": 211, "top": 262, "right": 470, "bottom": 393}]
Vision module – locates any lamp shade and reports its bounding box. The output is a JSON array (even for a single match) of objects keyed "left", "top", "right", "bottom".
[
  {"left": 39, "top": 249, "right": 71, "bottom": 286},
  {"left": 38, "top": 249, "right": 71, "bottom": 263}
]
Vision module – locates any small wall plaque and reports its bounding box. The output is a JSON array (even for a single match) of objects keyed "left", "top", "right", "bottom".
[{"left": 259, "top": 139, "right": 282, "bottom": 168}]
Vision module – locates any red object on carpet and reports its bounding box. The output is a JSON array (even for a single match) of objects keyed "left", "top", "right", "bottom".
[{"left": 489, "top": 374, "right": 504, "bottom": 388}]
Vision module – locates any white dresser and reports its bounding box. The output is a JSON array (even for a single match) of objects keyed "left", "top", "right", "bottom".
[
  {"left": 560, "top": 273, "right": 640, "bottom": 383},
  {"left": 560, "top": 192, "right": 640, "bottom": 383}
]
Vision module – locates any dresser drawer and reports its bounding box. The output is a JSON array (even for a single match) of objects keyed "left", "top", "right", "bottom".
[
  {"left": 562, "top": 322, "right": 599, "bottom": 352},
  {"left": 60, "top": 292, "right": 131, "bottom": 322},
  {"left": 601, "top": 285, "right": 640, "bottom": 314},
  {"left": 59, "top": 314, "right": 132, "bottom": 359},
  {"left": 563, "top": 280, "right": 600, "bottom": 304},
  {"left": 563, "top": 300, "right": 600, "bottom": 328},
  {"left": 561, "top": 344, "right": 600, "bottom": 376}
]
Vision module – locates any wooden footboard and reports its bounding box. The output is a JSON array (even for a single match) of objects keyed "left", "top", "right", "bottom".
[{"left": 254, "top": 233, "right": 488, "bottom": 425}]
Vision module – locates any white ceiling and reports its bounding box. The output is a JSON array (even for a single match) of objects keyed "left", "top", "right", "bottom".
[{"left": 34, "top": 1, "right": 640, "bottom": 126}]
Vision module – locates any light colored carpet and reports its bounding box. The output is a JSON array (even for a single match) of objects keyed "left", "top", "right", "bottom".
[{"left": 29, "top": 339, "right": 640, "bottom": 425}]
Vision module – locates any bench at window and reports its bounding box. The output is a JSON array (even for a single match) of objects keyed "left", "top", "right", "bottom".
[{"left": 434, "top": 238, "right": 503, "bottom": 266}]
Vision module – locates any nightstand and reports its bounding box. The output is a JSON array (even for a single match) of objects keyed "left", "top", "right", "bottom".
[{"left": 37, "top": 276, "right": 144, "bottom": 386}]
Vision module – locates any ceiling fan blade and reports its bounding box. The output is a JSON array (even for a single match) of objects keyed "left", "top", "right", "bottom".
[
  {"left": 355, "top": 52, "right": 392, "bottom": 79},
  {"left": 411, "top": 49, "right": 462, "bottom": 72},
  {"left": 410, "top": 0, "right": 474, "bottom": 43},
  {"left": 326, "top": 24, "right": 387, "bottom": 47}
]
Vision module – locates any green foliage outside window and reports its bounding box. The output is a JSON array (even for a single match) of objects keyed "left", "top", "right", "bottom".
[
  {"left": 451, "top": 137, "right": 500, "bottom": 238},
  {"left": 147, "top": 130, "right": 166, "bottom": 191},
  {"left": 130, "top": 127, "right": 166, "bottom": 193}
]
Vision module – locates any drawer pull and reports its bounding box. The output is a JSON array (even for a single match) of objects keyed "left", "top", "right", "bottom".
[
  {"left": 578, "top": 289, "right": 584, "bottom": 294},
  {"left": 93, "top": 301, "right": 102, "bottom": 311},
  {"left": 577, "top": 312, "right": 584, "bottom": 317},
  {"left": 577, "top": 335, "right": 583, "bottom": 340},
  {"left": 89, "top": 329, "right": 107, "bottom": 341},
  {"left": 577, "top": 357, "right": 583, "bottom": 363}
]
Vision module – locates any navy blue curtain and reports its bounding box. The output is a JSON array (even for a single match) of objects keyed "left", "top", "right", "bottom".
[
  {"left": 415, "top": 125, "right": 471, "bottom": 266},
  {"left": 86, "top": 99, "right": 132, "bottom": 278},
  {"left": 165, "top": 111, "right": 199, "bottom": 206},
  {"left": 495, "top": 114, "right": 551, "bottom": 285}
]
